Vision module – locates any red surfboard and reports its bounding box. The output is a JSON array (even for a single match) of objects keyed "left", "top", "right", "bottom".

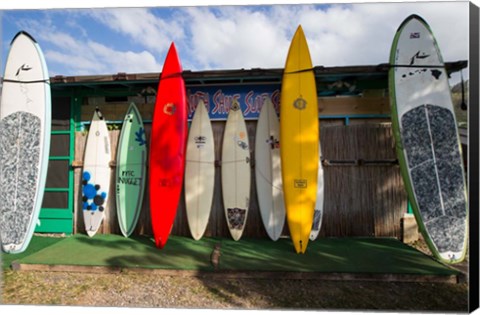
[{"left": 149, "top": 43, "right": 187, "bottom": 248}]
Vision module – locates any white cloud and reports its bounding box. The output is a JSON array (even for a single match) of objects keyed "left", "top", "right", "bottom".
[
  {"left": 87, "top": 41, "right": 162, "bottom": 73},
  {"left": 44, "top": 51, "right": 101, "bottom": 75},
  {"left": 3, "top": 2, "right": 468, "bottom": 76},
  {"left": 184, "top": 6, "right": 291, "bottom": 70},
  {"left": 8, "top": 11, "right": 164, "bottom": 75},
  {"left": 85, "top": 8, "right": 185, "bottom": 55},
  {"left": 293, "top": 2, "right": 468, "bottom": 67},
  {"left": 180, "top": 2, "right": 468, "bottom": 71},
  {"left": 43, "top": 38, "right": 162, "bottom": 76}
]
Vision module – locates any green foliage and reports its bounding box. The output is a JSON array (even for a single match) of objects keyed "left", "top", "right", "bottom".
[
  {"left": 451, "top": 80, "right": 468, "bottom": 127},
  {"left": 107, "top": 124, "right": 120, "bottom": 131}
]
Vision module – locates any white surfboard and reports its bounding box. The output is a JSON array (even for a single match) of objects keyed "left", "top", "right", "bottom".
[
  {"left": 185, "top": 100, "right": 215, "bottom": 240},
  {"left": 389, "top": 14, "right": 468, "bottom": 263},
  {"left": 222, "top": 100, "right": 251, "bottom": 241},
  {"left": 0, "top": 31, "right": 51, "bottom": 254},
  {"left": 255, "top": 98, "right": 285, "bottom": 241},
  {"left": 310, "top": 144, "right": 324, "bottom": 241},
  {"left": 82, "top": 108, "right": 111, "bottom": 237}
]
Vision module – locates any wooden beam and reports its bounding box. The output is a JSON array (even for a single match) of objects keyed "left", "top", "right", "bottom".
[
  {"left": 10, "top": 262, "right": 461, "bottom": 284},
  {"left": 318, "top": 96, "right": 390, "bottom": 116}
]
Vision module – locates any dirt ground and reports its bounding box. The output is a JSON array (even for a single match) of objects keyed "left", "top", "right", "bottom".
[{"left": 0, "top": 239, "right": 471, "bottom": 312}]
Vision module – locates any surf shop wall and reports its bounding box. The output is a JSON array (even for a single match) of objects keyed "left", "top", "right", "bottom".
[{"left": 44, "top": 61, "right": 467, "bottom": 239}]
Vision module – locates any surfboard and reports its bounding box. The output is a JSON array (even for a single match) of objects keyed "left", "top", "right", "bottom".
[
  {"left": 82, "top": 108, "right": 111, "bottom": 237},
  {"left": 280, "top": 25, "right": 319, "bottom": 254},
  {"left": 255, "top": 97, "right": 285, "bottom": 241},
  {"left": 389, "top": 14, "right": 468, "bottom": 263},
  {"left": 185, "top": 100, "right": 215, "bottom": 240},
  {"left": 115, "top": 103, "right": 147, "bottom": 237},
  {"left": 0, "top": 31, "right": 51, "bottom": 254},
  {"left": 310, "top": 145, "right": 324, "bottom": 241},
  {"left": 222, "top": 100, "right": 251, "bottom": 241},
  {"left": 149, "top": 42, "right": 188, "bottom": 248}
]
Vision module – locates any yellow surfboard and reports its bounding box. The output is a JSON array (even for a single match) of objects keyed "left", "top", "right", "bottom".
[{"left": 280, "top": 25, "right": 319, "bottom": 254}]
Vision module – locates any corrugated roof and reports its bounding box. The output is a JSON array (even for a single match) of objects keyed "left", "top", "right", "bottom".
[
  {"left": 50, "top": 60, "right": 467, "bottom": 85},
  {"left": 48, "top": 60, "right": 467, "bottom": 97}
]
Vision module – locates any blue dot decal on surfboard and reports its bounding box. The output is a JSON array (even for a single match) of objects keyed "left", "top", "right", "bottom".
[{"left": 82, "top": 171, "right": 107, "bottom": 212}]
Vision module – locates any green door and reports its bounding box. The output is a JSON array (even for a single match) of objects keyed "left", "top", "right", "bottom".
[{"left": 36, "top": 96, "right": 75, "bottom": 234}]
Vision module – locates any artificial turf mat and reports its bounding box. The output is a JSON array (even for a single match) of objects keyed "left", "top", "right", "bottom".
[
  {"left": 2, "top": 236, "right": 64, "bottom": 269},
  {"left": 14, "top": 234, "right": 217, "bottom": 270},
  {"left": 8, "top": 234, "right": 459, "bottom": 277},
  {"left": 219, "top": 237, "right": 459, "bottom": 275}
]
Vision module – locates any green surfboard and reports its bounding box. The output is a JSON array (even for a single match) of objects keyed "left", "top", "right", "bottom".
[{"left": 116, "top": 103, "right": 147, "bottom": 237}]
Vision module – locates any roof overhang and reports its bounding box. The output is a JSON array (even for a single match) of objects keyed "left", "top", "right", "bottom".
[{"left": 49, "top": 60, "right": 468, "bottom": 97}]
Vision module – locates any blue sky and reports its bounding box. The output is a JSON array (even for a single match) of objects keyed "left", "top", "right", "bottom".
[{"left": 0, "top": 1, "right": 470, "bottom": 83}]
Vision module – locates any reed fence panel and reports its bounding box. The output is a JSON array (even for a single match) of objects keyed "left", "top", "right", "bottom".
[{"left": 73, "top": 121, "right": 407, "bottom": 239}]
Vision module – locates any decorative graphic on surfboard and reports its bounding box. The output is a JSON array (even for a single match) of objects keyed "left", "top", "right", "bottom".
[
  {"left": 280, "top": 25, "right": 319, "bottom": 253},
  {"left": 0, "top": 31, "right": 51, "bottom": 254},
  {"left": 82, "top": 108, "right": 111, "bottom": 237},
  {"left": 227, "top": 207, "right": 247, "bottom": 230},
  {"left": 82, "top": 171, "right": 107, "bottom": 212},
  {"left": 221, "top": 99, "right": 251, "bottom": 241},
  {"left": 149, "top": 42, "right": 188, "bottom": 248},
  {"left": 135, "top": 127, "right": 146, "bottom": 146},
  {"left": 116, "top": 103, "right": 147, "bottom": 237},
  {"left": 389, "top": 14, "right": 468, "bottom": 264}
]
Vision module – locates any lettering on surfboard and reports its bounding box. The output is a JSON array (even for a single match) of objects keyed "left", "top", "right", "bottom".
[
  {"left": 117, "top": 170, "right": 142, "bottom": 186},
  {"left": 294, "top": 179, "right": 307, "bottom": 189}
]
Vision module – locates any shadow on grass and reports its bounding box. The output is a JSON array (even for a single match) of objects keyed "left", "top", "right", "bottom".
[
  {"left": 60, "top": 234, "right": 217, "bottom": 271},
  {"left": 2, "top": 236, "right": 64, "bottom": 269}
]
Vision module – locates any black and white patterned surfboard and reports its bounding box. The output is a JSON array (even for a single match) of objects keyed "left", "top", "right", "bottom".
[
  {"left": 0, "top": 31, "right": 51, "bottom": 253},
  {"left": 389, "top": 15, "right": 468, "bottom": 263}
]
